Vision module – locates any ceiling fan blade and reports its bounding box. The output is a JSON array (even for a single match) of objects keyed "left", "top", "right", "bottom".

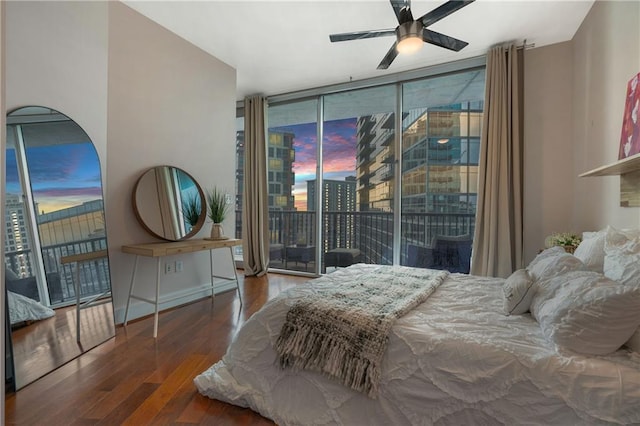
[
  {"left": 330, "top": 28, "right": 396, "bottom": 43},
  {"left": 390, "top": 0, "right": 413, "bottom": 24},
  {"left": 422, "top": 29, "right": 469, "bottom": 51},
  {"left": 377, "top": 42, "right": 399, "bottom": 70},
  {"left": 419, "top": 0, "right": 475, "bottom": 28}
]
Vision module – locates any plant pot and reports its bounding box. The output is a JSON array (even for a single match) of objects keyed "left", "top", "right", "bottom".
[{"left": 208, "top": 223, "right": 228, "bottom": 240}]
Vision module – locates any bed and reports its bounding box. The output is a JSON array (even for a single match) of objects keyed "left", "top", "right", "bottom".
[{"left": 195, "top": 227, "right": 640, "bottom": 425}]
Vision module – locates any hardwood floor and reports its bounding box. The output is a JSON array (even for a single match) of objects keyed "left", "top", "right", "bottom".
[
  {"left": 5, "top": 272, "right": 310, "bottom": 425},
  {"left": 10, "top": 302, "right": 115, "bottom": 389}
]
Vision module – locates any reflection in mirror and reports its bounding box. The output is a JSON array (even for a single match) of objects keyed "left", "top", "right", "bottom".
[
  {"left": 4, "top": 106, "right": 114, "bottom": 390},
  {"left": 132, "top": 166, "right": 206, "bottom": 241}
]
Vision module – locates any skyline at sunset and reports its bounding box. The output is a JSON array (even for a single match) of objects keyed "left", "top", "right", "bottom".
[
  {"left": 5, "top": 142, "right": 104, "bottom": 214},
  {"left": 271, "top": 117, "right": 358, "bottom": 211}
]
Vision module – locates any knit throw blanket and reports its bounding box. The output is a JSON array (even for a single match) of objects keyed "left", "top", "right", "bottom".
[{"left": 275, "top": 266, "right": 449, "bottom": 398}]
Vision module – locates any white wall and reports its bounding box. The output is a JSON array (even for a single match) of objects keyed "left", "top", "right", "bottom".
[
  {"left": 5, "top": 1, "right": 108, "bottom": 172},
  {"left": 522, "top": 0, "right": 640, "bottom": 262},
  {"left": 523, "top": 41, "right": 575, "bottom": 263},
  {"left": 2, "top": 1, "right": 237, "bottom": 325},
  {"left": 572, "top": 0, "right": 640, "bottom": 231},
  {"left": 106, "top": 2, "right": 237, "bottom": 322}
]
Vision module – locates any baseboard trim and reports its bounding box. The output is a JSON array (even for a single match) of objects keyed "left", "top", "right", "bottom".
[{"left": 113, "top": 280, "right": 238, "bottom": 325}]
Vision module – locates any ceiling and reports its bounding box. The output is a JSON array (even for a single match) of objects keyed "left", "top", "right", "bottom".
[{"left": 123, "top": 0, "right": 594, "bottom": 100}]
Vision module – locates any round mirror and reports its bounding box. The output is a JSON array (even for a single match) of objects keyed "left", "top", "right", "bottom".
[{"left": 132, "top": 166, "right": 206, "bottom": 241}]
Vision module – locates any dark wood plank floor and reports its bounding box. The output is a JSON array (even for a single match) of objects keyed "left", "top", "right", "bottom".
[{"left": 5, "top": 272, "right": 310, "bottom": 425}]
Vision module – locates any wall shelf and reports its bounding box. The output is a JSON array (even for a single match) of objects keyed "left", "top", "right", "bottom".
[
  {"left": 579, "top": 153, "right": 640, "bottom": 177},
  {"left": 579, "top": 153, "right": 640, "bottom": 207}
]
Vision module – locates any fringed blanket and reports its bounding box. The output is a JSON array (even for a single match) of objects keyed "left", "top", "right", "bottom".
[{"left": 275, "top": 265, "right": 449, "bottom": 398}]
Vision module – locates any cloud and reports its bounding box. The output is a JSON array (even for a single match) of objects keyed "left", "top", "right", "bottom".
[{"left": 270, "top": 118, "right": 358, "bottom": 210}]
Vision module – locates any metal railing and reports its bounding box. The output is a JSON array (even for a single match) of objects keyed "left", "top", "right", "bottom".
[
  {"left": 240, "top": 210, "right": 475, "bottom": 272},
  {"left": 4, "top": 237, "right": 111, "bottom": 307}
]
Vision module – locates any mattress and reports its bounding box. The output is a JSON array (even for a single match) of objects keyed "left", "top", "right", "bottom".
[{"left": 195, "top": 264, "right": 640, "bottom": 425}]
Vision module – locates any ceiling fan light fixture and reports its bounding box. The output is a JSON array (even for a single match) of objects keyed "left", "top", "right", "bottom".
[{"left": 396, "top": 21, "right": 423, "bottom": 55}]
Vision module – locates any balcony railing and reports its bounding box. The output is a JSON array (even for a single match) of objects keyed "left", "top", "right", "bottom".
[
  {"left": 240, "top": 210, "right": 475, "bottom": 272},
  {"left": 4, "top": 237, "right": 111, "bottom": 307}
]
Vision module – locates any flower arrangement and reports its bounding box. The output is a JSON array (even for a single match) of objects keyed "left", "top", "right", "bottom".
[{"left": 544, "top": 232, "right": 582, "bottom": 253}]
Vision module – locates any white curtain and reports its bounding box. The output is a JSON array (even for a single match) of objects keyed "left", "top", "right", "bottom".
[
  {"left": 242, "top": 96, "right": 270, "bottom": 276},
  {"left": 471, "top": 44, "right": 524, "bottom": 278}
]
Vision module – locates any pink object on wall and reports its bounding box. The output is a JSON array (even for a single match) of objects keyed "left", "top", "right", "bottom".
[{"left": 619, "top": 71, "right": 640, "bottom": 159}]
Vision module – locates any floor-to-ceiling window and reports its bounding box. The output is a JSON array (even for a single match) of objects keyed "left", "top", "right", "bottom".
[
  {"left": 400, "top": 69, "right": 485, "bottom": 271},
  {"left": 322, "top": 85, "right": 397, "bottom": 269},
  {"left": 235, "top": 60, "right": 485, "bottom": 275},
  {"left": 266, "top": 99, "right": 318, "bottom": 274}
]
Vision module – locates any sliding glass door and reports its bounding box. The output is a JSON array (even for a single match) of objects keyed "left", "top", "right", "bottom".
[
  {"left": 322, "top": 86, "right": 397, "bottom": 270},
  {"left": 400, "top": 69, "right": 485, "bottom": 271},
  {"left": 267, "top": 99, "right": 318, "bottom": 274},
  {"left": 234, "top": 63, "right": 486, "bottom": 275}
]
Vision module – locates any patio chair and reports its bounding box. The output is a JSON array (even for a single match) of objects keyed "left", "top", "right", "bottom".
[{"left": 407, "top": 234, "right": 472, "bottom": 274}]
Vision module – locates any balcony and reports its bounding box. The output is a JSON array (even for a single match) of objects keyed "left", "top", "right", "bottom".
[
  {"left": 5, "top": 237, "right": 111, "bottom": 308},
  {"left": 251, "top": 210, "right": 475, "bottom": 273}
]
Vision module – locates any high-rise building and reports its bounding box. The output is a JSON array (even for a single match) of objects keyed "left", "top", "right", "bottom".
[
  {"left": 402, "top": 105, "right": 481, "bottom": 216},
  {"left": 267, "top": 130, "right": 296, "bottom": 211},
  {"left": 306, "top": 176, "right": 356, "bottom": 212},
  {"left": 354, "top": 103, "right": 481, "bottom": 263},
  {"left": 356, "top": 113, "right": 395, "bottom": 212},
  {"left": 307, "top": 177, "right": 357, "bottom": 250},
  {"left": 4, "top": 194, "right": 32, "bottom": 278},
  {"left": 235, "top": 128, "right": 297, "bottom": 245},
  {"left": 37, "top": 199, "right": 106, "bottom": 247},
  {"left": 235, "top": 129, "right": 296, "bottom": 213},
  {"left": 354, "top": 113, "right": 396, "bottom": 264}
]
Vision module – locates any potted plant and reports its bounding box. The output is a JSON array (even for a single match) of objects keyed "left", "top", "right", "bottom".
[
  {"left": 544, "top": 232, "right": 582, "bottom": 254},
  {"left": 181, "top": 193, "right": 202, "bottom": 231},
  {"left": 206, "top": 187, "right": 229, "bottom": 240}
]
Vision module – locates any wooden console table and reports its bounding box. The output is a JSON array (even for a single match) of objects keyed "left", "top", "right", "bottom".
[{"left": 121, "top": 238, "right": 242, "bottom": 338}]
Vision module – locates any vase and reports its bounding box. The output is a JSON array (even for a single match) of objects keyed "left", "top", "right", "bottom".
[{"left": 210, "top": 223, "right": 225, "bottom": 240}]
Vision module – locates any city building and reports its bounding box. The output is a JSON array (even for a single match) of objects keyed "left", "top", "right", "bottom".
[
  {"left": 307, "top": 177, "right": 357, "bottom": 251},
  {"left": 4, "top": 194, "right": 32, "bottom": 278}
]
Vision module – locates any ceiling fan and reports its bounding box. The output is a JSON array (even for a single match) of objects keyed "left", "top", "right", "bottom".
[{"left": 329, "top": 0, "right": 475, "bottom": 70}]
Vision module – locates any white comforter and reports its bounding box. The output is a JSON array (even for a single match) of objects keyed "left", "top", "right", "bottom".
[
  {"left": 8, "top": 290, "right": 55, "bottom": 325},
  {"left": 195, "top": 264, "right": 640, "bottom": 425}
]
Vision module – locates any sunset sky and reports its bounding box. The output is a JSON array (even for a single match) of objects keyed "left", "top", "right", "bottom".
[
  {"left": 271, "top": 118, "right": 358, "bottom": 210},
  {"left": 7, "top": 119, "right": 358, "bottom": 215},
  {"left": 6, "top": 142, "right": 103, "bottom": 214}
]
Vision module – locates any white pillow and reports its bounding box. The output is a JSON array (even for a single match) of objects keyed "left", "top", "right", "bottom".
[
  {"left": 604, "top": 225, "right": 640, "bottom": 246},
  {"left": 603, "top": 226, "right": 640, "bottom": 286},
  {"left": 534, "top": 270, "right": 640, "bottom": 355},
  {"left": 573, "top": 230, "right": 606, "bottom": 273},
  {"left": 527, "top": 250, "right": 585, "bottom": 283},
  {"left": 502, "top": 269, "right": 535, "bottom": 315},
  {"left": 526, "top": 246, "right": 566, "bottom": 271}
]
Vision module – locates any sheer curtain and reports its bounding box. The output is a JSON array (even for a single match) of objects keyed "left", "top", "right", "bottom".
[
  {"left": 242, "top": 95, "right": 270, "bottom": 276},
  {"left": 471, "top": 44, "right": 524, "bottom": 278}
]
